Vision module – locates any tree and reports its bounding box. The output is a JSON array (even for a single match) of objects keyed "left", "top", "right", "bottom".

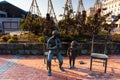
[
  {"left": 58, "top": 18, "right": 76, "bottom": 35},
  {"left": 20, "top": 14, "right": 45, "bottom": 35},
  {"left": 86, "top": 9, "right": 112, "bottom": 53},
  {"left": 43, "top": 13, "right": 57, "bottom": 36},
  {"left": 75, "top": 10, "right": 86, "bottom": 35}
]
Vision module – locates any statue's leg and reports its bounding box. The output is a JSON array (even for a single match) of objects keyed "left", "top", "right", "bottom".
[
  {"left": 69, "top": 56, "right": 72, "bottom": 68},
  {"left": 73, "top": 57, "right": 76, "bottom": 68},
  {"left": 47, "top": 52, "right": 54, "bottom": 76},
  {"left": 57, "top": 52, "right": 64, "bottom": 71}
]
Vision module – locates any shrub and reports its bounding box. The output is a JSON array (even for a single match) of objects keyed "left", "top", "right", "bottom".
[
  {"left": 7, "top": 35, "right": 18, "bottom": 43},
  {"left": 78, "top": 38, "right": 87, "bottom": 43},
  {"left": 11, "top": 35, "right": 18, "bottom": 41},
  {"left": 111, "top": 34, "right": 120, "bottom": 43},
  {"left": 19, "top": 33, "right": 28, "bottom": 39},
  {"left": 7, "top": 38, "right": 16, "bottom": 43},
  {"left": 1, "top": 34, "right": 11, "bottom": 41},
  {"left": 38, "top": 35, "right": 48, "bottom": 43},
  {"left": 60, "top": 34, "right": 74, "bottom": 42}
]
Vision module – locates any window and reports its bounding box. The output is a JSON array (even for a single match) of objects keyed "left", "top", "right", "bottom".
[
  {"left": 3, "top": 21, "right": 19, "bottom": 29},
  {"left": 0, "top": 14, "right": 6, "bottom": 18}
]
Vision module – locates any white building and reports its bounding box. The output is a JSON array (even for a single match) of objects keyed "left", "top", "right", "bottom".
[
  {"left": 102, "top": 0, "right": 120, "bottom": 34},
  {"left": 86, "top": 8, "right": 95, "bottom": 17},
  {"left": 102, "top": 0, "right": 120, "bottom": 16},
  {"left": 102, "top": 0, "right": 120, "bottom": 27},
  {"left": 86, "top": 0, "right": 120, "bottom": 34}
]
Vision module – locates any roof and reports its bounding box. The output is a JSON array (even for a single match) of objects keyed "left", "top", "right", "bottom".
[{"left": 0, "top": 1, "right": 28, "bottom": 18}]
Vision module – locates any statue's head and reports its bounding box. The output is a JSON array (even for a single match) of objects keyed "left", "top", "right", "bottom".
[
  {"left": 46, "top": 13, "right": 50, "bottom": 20},
  {"left": 71, "top": 40, "right": 78, "bottom": 47},
  {"left": 52, "top": 30, "right": 59, "bottom": 37}
]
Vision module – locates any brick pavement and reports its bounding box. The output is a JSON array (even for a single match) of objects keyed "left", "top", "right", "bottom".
[
  {"left": 0, "top": 55, "right": 21, "bottom": 74},
  {"left": 0, "top": 55, "right": 120, "bottom": 80},
  {"left": 0, "top": 55, "right": 15, "bottom": 67}
]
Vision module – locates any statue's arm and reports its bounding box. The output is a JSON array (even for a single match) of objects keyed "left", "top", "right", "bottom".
[{"left": 47, "top": 38, "right": 58, "bottom": 50}]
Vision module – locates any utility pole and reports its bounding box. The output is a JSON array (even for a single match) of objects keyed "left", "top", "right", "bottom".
[
  {"left": 44, "top": 0, "right": 57, "bottom": 35},
  {"left": 63, "top": 0, "right": 74, "bottom": 19},
  {"left": 76, "top": 0, "right": 86, "bottom": 35},
  {"left": 28, "top": 0, "right": 41, "bottom": 17},
  {"left": 47, "top": 0, "right": 57, "bottom": 24},
  {"left": 77, "top": 0, "right": 85, "bottom": 14},
  {"left": 76, "top": 0, "right": 85, "bottom": 25},
  {"left": 62, "top": 0, "right": 74, "bottom": 34},
  {"left": 26, "top": 0, "right": 41, "bottom": 27},
  {"left": 25, "top": 0, "right": 41, "bottom": 42}
]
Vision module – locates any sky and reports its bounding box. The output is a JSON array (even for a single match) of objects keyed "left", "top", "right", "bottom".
[{"left": 0, "top": 0, "right": 96, "bottom": 19}]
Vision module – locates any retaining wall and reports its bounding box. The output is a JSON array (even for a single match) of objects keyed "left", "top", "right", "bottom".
[{"left": 0, "top": 43, "right": 120, "bottom": 55}]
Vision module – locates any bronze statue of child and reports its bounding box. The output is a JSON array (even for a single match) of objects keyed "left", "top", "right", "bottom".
[{"left": 67, "top": 40, "right": 78, "bottom": 69}]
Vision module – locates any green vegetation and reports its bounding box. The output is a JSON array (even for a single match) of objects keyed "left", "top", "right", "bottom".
[
  {"left": 38, "top": 35, "right": 48, "bottom": 43},
  {"left": 111, "top": 34, "right": 120, "bottom": 42},
  {"left": 1, "top": 34, "right": 11, "bottom": 42},
  {"left": 0, "top": 8, "right": 120, "bottom": 43}
]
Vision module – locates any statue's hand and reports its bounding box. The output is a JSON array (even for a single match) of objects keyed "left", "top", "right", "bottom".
[{"left": 48, "top": 45, "right": 57, "bottom": 50}]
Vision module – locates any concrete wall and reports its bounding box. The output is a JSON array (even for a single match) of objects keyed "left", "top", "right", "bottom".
[
  {"left": 0, "top": 43, "right": 120, "bottom": 55},
  {"left": 0, "top": 43, "right": 69, "bottom": 55}
]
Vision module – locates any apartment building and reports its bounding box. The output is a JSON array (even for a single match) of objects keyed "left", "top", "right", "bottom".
[
  {"left": 86, "top": 0, "right": 120, "bottom": 34},
  {"left": 102, "top": 0, "right": 120, "bottom": 25},
  {"left": 102, "top": 0, "right": 120, "bottom": 16}
]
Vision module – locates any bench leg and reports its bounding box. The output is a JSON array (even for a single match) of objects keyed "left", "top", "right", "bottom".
[
  {"left": 90, "top": 58, "right": 93, "bottom": 71},
  {"left": 104, "top": 59, "right": 108, "bottom": 73},
  {"left": 44, "top": 56, "right": 46, "bottom": 64}
]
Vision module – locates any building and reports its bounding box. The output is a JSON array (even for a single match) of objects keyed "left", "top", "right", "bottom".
[
  {"left": 0, "top": 1, "right": 27, "bottom": 34},
  {"left": 0, "top": 1, "right": 27, "bottom": 18},
  {"left": 0, "top": 10, "right": 7, "bottom": 17},
  {"left": 0, "top": 18, "right": 22, "bottom": 34},
  {"left": 102, "top": 0, "right": 120, "bottom": 34},
  {"left": 102, "top": 0, "right": 120, "bottom": 16},
  {"left": 102, "top": 0, "right": 120, "bottom": 27},
  {"left": 86, "top": 0, "right": 102, "bottom": 17},
  {"left": 86, "top": 0, "right": 120, "bottom": 34},
  {"left": 86, "top": 7, "right": 95, "bottom": 17}
]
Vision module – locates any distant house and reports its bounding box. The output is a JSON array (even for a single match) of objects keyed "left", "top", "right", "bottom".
[
  {"left": 0, "top": 1, "right": 27, "bottom": 34},
  {"left": 0, "top": 1, "right": 27, "bottom": 18}
]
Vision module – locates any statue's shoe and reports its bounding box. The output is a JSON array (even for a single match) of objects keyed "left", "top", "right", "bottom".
[
  {"left": 48, "top": 71, "right": 52, "bottom": 76},
  {"left": 60, "top": 67, "right": 65, "bottom": 72}
]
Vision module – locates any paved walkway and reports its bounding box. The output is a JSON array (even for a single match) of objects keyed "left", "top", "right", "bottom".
[
  {"left": 0, "top": 55, "right": 120, "bottom": 80},
  {"left": 0, "top": 55, "right": 21, "bottom": 74}
]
